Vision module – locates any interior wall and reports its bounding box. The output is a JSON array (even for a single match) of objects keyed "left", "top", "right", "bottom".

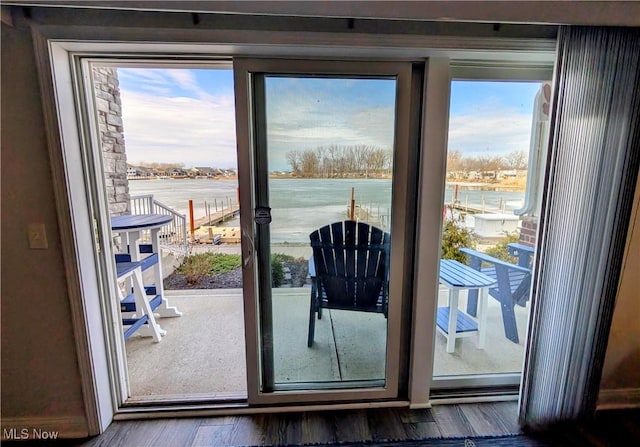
[
  {"left": 0, "top": 18, "right": 87, "bottom": 430},
  {"left": 600, "top": 173, "right": 640, "bottom": 391},
  {"left": 0, "top": 4, "right": 639, "bottom": 437}
]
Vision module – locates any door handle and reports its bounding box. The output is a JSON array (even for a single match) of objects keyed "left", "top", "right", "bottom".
[{"left": 254, "top": 206, "right": 272, "bottom": 225}]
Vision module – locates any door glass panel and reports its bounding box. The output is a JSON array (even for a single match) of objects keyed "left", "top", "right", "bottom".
[
  {"left": 262, "top": 75, "right": 397, "bottom": 388},
  {"left": 87, "top": 64, "right": 248, "bottom": 401},
  {"left": 434, "top": 80, "right": 550, "bottom": 379}
]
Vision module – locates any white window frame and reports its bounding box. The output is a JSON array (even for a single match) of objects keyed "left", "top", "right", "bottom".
[
  {"left": 31, "top": 19, "right": 555, "bottom": 428},
  {"left": 234, "top": 57, "right": 416, "bottom": 405},
  {"left": 427, "top": 63, "right": 554, "bottom": 397}
]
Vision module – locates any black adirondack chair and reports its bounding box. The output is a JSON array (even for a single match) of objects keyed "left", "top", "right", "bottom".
[
  {"left": 307, "top": 221, "right": 390, "bottom": 347},
  {"left": 460, "top": 247, "right": 532, "bottom": 344}
]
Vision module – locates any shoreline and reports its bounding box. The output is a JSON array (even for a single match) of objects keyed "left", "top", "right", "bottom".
[{"left": 128, "top": 176, "right": 526, "bottom": 192}]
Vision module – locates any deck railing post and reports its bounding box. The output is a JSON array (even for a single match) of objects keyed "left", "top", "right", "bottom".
[
  {"left": 350, "top": 187, "right": 355, "bottom": 220},
  {"left": 130, "top": 194, "right": 188, "bottom": 254},
  {"left": 189, "top": 199, "right": 195, "bottom": 241}
]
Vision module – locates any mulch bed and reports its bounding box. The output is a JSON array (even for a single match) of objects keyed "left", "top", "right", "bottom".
[{"left": 164, "top": 259, "right": 309, "bottom": 289}]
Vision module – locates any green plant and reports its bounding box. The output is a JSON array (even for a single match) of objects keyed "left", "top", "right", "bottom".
[
  {"left": 208, "top": 253, "right": 242, "bottom": 274},
  {"left": 176, "top": 252, "right": 241, "bottom": 284},
  {"left": 484, "top": 232, "right": 520, "bottom": 263},
  {"left": 271, "top": 260, "right": 284, "bottom": 287},
  {"left": 271, "top": 253, "right": 294, "bottom": 287},
  {"left": 441, "top": 216, "right": 477, "bottom": 262},
  {"left": 272, "top": 253, "right": 295, "bottom": 264}
]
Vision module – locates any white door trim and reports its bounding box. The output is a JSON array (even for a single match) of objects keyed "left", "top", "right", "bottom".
[
  {"left": 29, "top": 17, "right": 556, "bottom": 422},
  {"left": 31, "top": 29, "right": 116, "bottom": 435}
]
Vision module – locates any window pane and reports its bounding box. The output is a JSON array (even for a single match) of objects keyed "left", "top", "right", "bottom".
[
  {"left": 263, "top": 76, "right": 397, "bottom": 388},
  {"left": 434, "top": 80, "right": 550, "bottom": 378}
]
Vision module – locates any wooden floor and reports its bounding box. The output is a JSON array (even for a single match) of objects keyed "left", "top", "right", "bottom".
[{"left": 5, "top": 403, "right": 639, "bottom": 446}]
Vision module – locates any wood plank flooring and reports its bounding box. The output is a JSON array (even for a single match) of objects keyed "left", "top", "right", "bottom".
[
  {"left": 4, "top": 403, "right": 639, "bottom": 446},
  {"left": 83, "top": 402, "right": 521, "bottom": 446}
]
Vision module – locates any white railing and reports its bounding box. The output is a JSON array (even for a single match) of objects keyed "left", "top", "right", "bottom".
[{"left": 130, "top": 195, "right": 188, "bottom": 254}]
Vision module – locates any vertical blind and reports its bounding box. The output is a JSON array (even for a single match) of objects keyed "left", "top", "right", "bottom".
[{"left": 520, "top": 26, "right": 640, "bottom": 427}]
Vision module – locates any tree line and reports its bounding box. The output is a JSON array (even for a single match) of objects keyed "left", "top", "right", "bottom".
[
  {"left": 136, "top": 161, "right": 185, "bottom": 170},
  {"left": 285, "top": 144, "right": 392, "bottom": 178},
  {"left": 446, "top": 150, "right": 528, "bottom": 173}
]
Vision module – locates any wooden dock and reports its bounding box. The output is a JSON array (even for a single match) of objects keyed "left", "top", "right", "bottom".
[
  {"left": 350, "top": 204, "right": 388, "bottom": 230},
  {"left": 192, "top": 204, "right": 240, "bottom": 229},
  {"left": 446, "top": 201, "right": 504, "bottom": 215},
  {"left": 447, "top": 202, "right": 489, "bottom": 214},
  {"left": 344, "top": 188, "right": 390, "bottom": 230},
  {"left": 193, "top": 226, "right": 241, "bottom": 244}
]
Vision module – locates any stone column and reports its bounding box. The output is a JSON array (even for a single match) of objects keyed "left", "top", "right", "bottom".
[{"left": 92, "top": 67, "right": 130, "bottom": 216}]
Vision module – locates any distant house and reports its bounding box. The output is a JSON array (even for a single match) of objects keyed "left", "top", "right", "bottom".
[
  {"left": 169, "top": 168, "right": 188, "bottom": 177},
  {"left": 193, "top": 167, "right": 216, "bottom": 177},
  {"left": 499, "top": 169, "right": 518, "bottom": 178},
  {"left": 447, "top": 170, "right": 466, "bottom": 179},
  {"left": 221, "top": 169, "right": 238, "bottom": 177},
  {"left": 126, "top": 165, "right": 137, "bottom": 177},
  {"left": 126, "top": 164, "right": 154, "bottom": 178}
]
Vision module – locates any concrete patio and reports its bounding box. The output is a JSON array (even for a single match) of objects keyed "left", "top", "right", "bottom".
[{"left": 125, "top": 286, "right": 530, "bottom": 401}]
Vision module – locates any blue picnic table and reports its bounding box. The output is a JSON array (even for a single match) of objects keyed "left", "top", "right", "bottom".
[
  {"left": 111, "top": 213, "right": 172, "bottom": 231},
  {"left": 437, "top": 259, "right": 497, "bottom": 353},
  {"left": 111, "top": 214, "right": 182, "bottom": 341},
  {"left": 310, "top": 254, "right": 498, "bottom": 353}
]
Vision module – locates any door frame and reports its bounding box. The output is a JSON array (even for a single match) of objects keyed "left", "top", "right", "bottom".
[
  {"left": 234, "top": 57, "right": 417, "bottom": 405},
  {"left": 428, "top": 63, "right": 554, "bottom": 395},
  {"left": 31, "top": 19, "right": 556, "bottom": 425}
]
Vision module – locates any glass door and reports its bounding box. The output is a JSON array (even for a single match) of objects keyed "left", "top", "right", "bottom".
[
  {"left": 432, "top": 72, "right": 552, "bottom": 392},
  {"left": 235, "top": 59, "right": 417, "bottom": 404}
]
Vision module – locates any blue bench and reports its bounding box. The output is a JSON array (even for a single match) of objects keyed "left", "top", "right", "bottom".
[
  {"left": 507, "top": 242, "right": 535, "bottom": 268},
  {"left": 115, "top": 252, "right": 161, "bottom": 314},
  {"left": 114, "top": 253, "right": 163, "bottom": 341},
  {"left": 115, "top": 251, "right": 158, "bottom": 270},
  {"left": 460, "top": 248, "right": 533, "bottom": 344}
]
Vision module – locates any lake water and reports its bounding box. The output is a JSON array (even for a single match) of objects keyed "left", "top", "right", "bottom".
[{"left": 128, "top": 178, "right": 524, "bottom": 243}]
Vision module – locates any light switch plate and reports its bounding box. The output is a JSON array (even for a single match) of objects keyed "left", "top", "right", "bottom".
[{"left": 28, "top": 223, "right": 48, "bottom": 249}]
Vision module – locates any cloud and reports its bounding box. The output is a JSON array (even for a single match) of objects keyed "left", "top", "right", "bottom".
[
  {"left": 348, "top": 106, "right": 395, "bottom": 147},
  {"left": 448, "top": 107, "right": 533, "bottom": 155},
  {"left": 119, "top": 87, "right": 237, "bottom": 168},
  {"left": 265, "top": 87, "right": 396, "bottom": 169},
  {"left": 118, "top": 68, "right": 169, "bottom": 83},
  {"left": 115, "top": 69, "right": 535, "bottom": 171},
  {"left": 164, "top": 69, "right": 200, "bottom": 93},
  {"left": 118, "top": 67, "right": 221, "bottom": 99}
]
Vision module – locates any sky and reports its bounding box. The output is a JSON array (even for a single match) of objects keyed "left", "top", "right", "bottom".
[
  {"left": 117, "top": 68, "right": 237, "bottom": 168},
  {"left": 448, "top": 81, "right": 542, "bottom": 157},
  {"left": 116, "top": 68, "right": 543, "bottom": 170},
  {"left": 265, "top": 76, "right": 396, "bottom": 170}
]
